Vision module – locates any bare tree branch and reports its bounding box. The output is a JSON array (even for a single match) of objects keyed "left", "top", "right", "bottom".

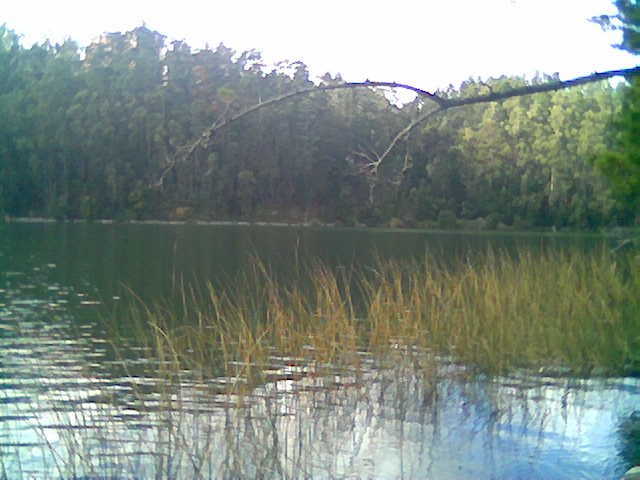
[
  {"left": 156, "top": 65, "right": 640, "bottom": 188},
  {"left": 353, "top": 66, "right": 640, "bottom": 193},
  {"left": 155, "top": 80, "right": 449, "bottom": 186},
  {"left": 373, "top": 106, "right": 445, "bottom": 170},
  {"left": 439, "top": 66, "right": 640, "bottom": 109}
]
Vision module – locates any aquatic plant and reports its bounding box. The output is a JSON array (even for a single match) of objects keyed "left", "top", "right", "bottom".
[{"left": 124, "top": 248, "right": 640, "bottom": 379}]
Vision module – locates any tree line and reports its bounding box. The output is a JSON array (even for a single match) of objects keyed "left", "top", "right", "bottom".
[{"left": 0, "top": 23, "right": 636, "bottom": 229}]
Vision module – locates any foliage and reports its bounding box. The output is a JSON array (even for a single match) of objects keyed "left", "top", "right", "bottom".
[
  {"left": 593, "top": 1, "right": 640, "bottom": 220},
  {"left": 0, "top": 24, "right": 632, "bottom": 228},
  {"left": 594, "top": 77, "right": 640, "bottom": 214}
]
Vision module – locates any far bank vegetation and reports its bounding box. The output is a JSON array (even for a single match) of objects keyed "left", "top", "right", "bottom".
[{"left": 0, "top": 25, "right": 636, "bottom": 230}]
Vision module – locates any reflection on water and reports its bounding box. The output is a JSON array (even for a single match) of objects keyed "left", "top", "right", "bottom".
[
  {"left": 0, "top": 223, "right": 637, "bottom": 479},
  {"left": 1, "top": 340, "right": 638, "bottom": 479}
]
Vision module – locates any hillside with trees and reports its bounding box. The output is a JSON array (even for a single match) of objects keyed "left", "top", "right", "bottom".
[{"left": 0, "top": 23, "right": 635, "bottom": 229}]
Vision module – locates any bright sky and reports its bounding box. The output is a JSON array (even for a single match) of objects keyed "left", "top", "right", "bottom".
[{"left": 2, "top": 0, "right": 637, "bottom": 94}]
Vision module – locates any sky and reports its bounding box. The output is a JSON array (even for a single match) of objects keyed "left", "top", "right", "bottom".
[{"left": 2, "top": 0, "right": 637, "bottom": 96}]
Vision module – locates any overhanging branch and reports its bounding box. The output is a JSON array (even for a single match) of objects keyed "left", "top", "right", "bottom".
[
  {"left": 440, "top": 66, "right": 640, "bottom": 109},
  {"left": 357, "top": 66, "right": 640, "bottom": 184},
  {"left": 156, "top": 65, "right": 640, "bottom": 187}
]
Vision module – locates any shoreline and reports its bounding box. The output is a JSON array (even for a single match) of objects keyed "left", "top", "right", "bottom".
[
  {"left": 3, "top": 215, "right": 633, "bottom": 238},
  {"left": 5, "top": 216, "right": 331, "bottom": 228}
]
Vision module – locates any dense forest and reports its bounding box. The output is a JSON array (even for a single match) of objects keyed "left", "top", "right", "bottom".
[{"left": 0, "top": 22, "right": 637, "bottom": 229}]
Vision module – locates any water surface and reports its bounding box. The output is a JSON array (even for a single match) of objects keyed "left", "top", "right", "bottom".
[{"left": 0, "top": 222, "right": 636, "bottom": 479}]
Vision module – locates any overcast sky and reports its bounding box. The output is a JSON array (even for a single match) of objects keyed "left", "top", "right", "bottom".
[{"left": 3, "top": 0, "right": 637, "bottom": 94}]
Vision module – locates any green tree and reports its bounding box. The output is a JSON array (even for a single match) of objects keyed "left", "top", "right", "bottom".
[
  {"left": 0, "top": 22, "right": 634, "bottom": 228},
  {"left": 593, "top": 1, "right": 640, "bottom": 220}
]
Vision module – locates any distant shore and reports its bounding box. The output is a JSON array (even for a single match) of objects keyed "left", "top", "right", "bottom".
[
  {"left": 4, "top": 215, "right": 636, "bottom": 239},
  {"left": 4, "top": 216, "right": 336, "bottom": 228}
]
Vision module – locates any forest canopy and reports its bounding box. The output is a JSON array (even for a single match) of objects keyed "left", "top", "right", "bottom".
[{"left": 0, "top": 23, "right": 636, "bottom": 229}]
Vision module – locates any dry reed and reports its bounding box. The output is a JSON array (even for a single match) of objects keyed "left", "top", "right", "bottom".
[{"left": 125, "top": 248, "right": 640, "bottom": 381}]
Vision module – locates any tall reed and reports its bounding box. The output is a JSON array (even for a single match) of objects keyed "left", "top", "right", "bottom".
[{"left": 122, "top": 248, "right": 639, "bottom": 381}]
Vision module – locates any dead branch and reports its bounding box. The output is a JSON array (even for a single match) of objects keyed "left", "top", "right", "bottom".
[
  {"left": 442, "top": 66, "right": 640, "bottom": 109},
  {"left": 348, "top": 66, "right": 640, "bottom": 192},
  {"left": 155, "top": 80, "right": 446, "bottom": 186},
  {"left": 156, "top": 66, "right": 640, "bottom": 187}
]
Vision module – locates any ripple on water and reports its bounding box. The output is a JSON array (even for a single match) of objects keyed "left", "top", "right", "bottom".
[{"left": 1, "top": 259, "right": 638, "bottom": 479}]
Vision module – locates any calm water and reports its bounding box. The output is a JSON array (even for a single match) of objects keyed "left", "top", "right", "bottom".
[{"left": 0, "top": 222, "right": 637, "bottom": 479}]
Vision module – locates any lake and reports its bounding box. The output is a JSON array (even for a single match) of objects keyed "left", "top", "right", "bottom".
[{"left": 0, "top": 222, "right": 637, "bottom": 479}]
